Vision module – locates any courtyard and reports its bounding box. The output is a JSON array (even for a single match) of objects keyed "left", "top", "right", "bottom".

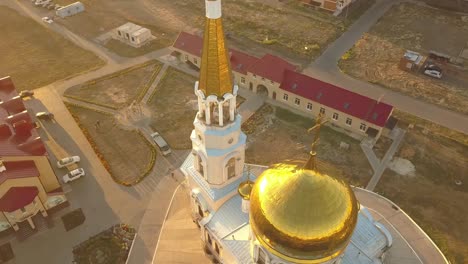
[
  {"left": 0, "top": 6, "right": 103, "bottom": 91},
  {"left": 339, "top": 2, "right": 468, "bottom": 114},
  {"left": 243, "top": 105, "right": 372, "bottom": 187},
  {"left": 376, "top": 121, "right": 468, "bottom": 264},
  {"left": 64, "top": 61, "right": 162, "bottom": 109}
]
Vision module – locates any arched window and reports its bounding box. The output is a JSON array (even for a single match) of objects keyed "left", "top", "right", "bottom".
[
  {"left": 227, "top": 158, "right": 236, "bottom": 180},
  {"left": 197, "top": 155, "right": 204, "bottom": 177}
]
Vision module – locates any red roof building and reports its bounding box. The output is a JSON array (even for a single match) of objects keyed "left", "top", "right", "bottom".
[
  {"left": 172, "top": 32, "right": 394, "bottom": 134},
  {"left": 0, "top": 186, "right": 39, "bottom": 213}
]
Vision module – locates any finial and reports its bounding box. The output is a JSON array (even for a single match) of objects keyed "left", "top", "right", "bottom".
[{"left": 304, "top": 113, "right": 327, "bottom": 171}]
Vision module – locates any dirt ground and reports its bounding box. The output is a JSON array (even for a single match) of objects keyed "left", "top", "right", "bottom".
[
  {"left": 422, "top": 0, "right": 468, "bottom": 13},
  {"left": 243, "top": 105, "right": 372, "bottom": 187},
  {"left": 0, "top": 6, "right": 103, "bottom": 91},
  {"left": 339, "top": 3, "right": 468, "bottom": 114},
  {"left": 51, "top": 0, "right": 348, "bottom": 63},
  {"left": 65, "top": 61, "right": 162, "bottom": 108},
  {"left": 104, "top": 37, "right": 172, "bottom": 58},
  {"left": 376, "top": 126, "right": 468, "bottom": 264},
  {"left": 67, "top": 104, "right": 155, "bottom": 184},
  {"left": 147, "top": 67, "right": 198, "bottom": 150}
]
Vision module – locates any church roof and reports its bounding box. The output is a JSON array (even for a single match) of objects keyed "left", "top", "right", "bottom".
[
  {"left": 0, "top": 186, "right": 39, "bottom": 212},
  {"left": 206, "top": 195, "right": 249, "bottom": 239},
  {"left": 247, "top": 54, "right": 297, "bottom": 84}
]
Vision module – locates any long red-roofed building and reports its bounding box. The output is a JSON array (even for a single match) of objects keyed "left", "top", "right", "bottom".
[
  {"left": 172, "top": 32, "right": 394, "bottom": 139},
  {"left": 0, "top": 76, "right": 67, "bottom": 233}
]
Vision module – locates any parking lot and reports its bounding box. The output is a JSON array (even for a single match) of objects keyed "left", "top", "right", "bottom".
[{"left": 1, "top": 87, "right": 187, "bottom": 263}]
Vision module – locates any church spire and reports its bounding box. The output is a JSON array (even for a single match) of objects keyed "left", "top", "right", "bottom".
[{"left": 198, "top": 0, "right": 233, "bottom": 97}]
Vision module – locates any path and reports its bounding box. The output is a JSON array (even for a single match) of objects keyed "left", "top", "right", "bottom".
[
  {"left": 366, "top": 128, "right": 406, "bottom": 191},
  {"left": 237, "top": 89, "right": 265, "bottom": 122},
  {"left": 304, "top": 0, "right": 468, "bottom": 135},
  {"left": 142, "top": 64, "right": 170, "bottom": 104}
]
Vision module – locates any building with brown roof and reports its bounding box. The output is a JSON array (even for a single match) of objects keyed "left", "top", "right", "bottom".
[
  {"left": 0, "top": 76, "right": 67, "bottom": 233},
  {"left": 172, "top": 32, "right": 394, "bottom": 140}
]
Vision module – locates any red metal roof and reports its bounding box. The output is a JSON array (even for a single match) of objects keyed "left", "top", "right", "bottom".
[
  {"left": 230, "top": 49, "right": 259, "bottom": 75},
  {"left": 247, "top": 54, "right": 297, "bottom": 84},
  {"left": 173, "top": 32, "right": 259, "bottom": 75},
  {"left": 0, "top": 160, "right": 40, "bottom": 185},
  {"left": 280, "top": 70, "right": 393, "bottom": 127},
  {"left": 0, "top": 76, "right": 47, "bottom": 157},
  {"left": 0, "top": 186, "right": 39, "bottom": 212},
  {"left": 173, "top": 31, "right": 203, "bottom": 57}
]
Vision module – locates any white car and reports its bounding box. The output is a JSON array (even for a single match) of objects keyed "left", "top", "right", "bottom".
[
  {"left": 423, "top": 69, "right": 442, "bottom": 79},
  {"left": 63, "top": 168, "right": 85, "bottom": 183},
  {"left": 41, "top": 16, "right": 53, "bottom": 24},
  {"left": 57, "top": 156, "right": 80, "bottom": 168}
]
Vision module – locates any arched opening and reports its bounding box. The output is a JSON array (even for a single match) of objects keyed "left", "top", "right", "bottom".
[
  {"left": 197, "top": 155, "right": 204, "bottom": 178},
  {"left": 226, "top": 157, "right": 236, "bottom": 180},
  {"left": 256, "top": 84, "right": 268, "bottom": 97}
]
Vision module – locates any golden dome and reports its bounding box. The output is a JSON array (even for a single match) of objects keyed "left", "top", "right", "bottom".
[
  {"left": 249, "top": 163, "right": 359, "bottom": 263},
  {"left": 238, "top": 179, "right": 254, "bottom": 200}
]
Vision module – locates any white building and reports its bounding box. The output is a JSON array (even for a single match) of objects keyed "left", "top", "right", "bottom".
[
  {"left": 181, "top": 1, "right": 393, "bottom": 263},
  {"left": 55, "top": 2, "right": 85, "bottom": 18},
  {"left": 113, "top": 22, "right": 153, "bottom": 48}
]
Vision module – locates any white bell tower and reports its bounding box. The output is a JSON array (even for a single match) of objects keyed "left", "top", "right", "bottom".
[{"left": 185, "top": 0, "right": 247, "bottom": 213}]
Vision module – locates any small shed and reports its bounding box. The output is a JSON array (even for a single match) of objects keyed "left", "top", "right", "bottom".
[
  {"left": 399, "top": 50, "right": 424, "bottom": 72},
  {"left": 56, "top": 2, "right": 85, "bottom": 18},
  {"left": 113, "top": 22, "right": 153, "bottom": 48}
]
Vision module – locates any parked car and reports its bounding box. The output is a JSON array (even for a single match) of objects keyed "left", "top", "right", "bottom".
[
  {"left": 150, "top": 132, "right": 172, "bottom": 156},
  {"left": 425, "top": 64, "right": 442, "bottom": 72},
  {"left": 35, "top": 111, "right": 54, "bottom": 120},
  {"left": 423, "top": 69, "right": 442, "bottom": 79},
  {"left": 41, "top": 16, "right": 53, "bottom": 24},
  {"left": 63, "top": 168, "right": 85, "bottom": 183},
  {"left": 19, "top": 90, "right": 34, "bottom": 98},
  {"left": 57, "top": 156, "right": 80, "bottom": 168}
]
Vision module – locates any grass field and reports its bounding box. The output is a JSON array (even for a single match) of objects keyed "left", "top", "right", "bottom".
[
  {"left": 339, "top": 3, "right": 468, "bottom": 114},
  {"left": 67, "top": 104, "right": 155, "bottom": 185},
  {"left": 243, "top": 105, "right": 372, "bottom": 187},
  {"left": 376, "top": 125, "right": 468, "bottom": 264},
  {"left": 0, "top": 6, "right": 104, "bottom": 91},
  {"left": 147, "top": 67, "right": 198, "bottom": 150},
  {"left": 65, "top": 61, "right": 162, "bottom": 109}
]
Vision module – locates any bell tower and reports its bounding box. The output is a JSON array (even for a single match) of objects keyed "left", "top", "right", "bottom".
[{"left": 188, "top": 0, "right": 247, "bottom": 212}]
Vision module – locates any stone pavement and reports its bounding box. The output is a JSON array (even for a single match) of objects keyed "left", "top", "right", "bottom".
[{"left": 366, "top": 128, "right": 406, "bottom": 191}]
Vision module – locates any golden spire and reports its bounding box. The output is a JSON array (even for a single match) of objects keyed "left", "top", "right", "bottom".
[
  {"left": 198, "top": 0, "right": 233, "bottom": 97},
  {"left": 304, "top": 113, "right": 327, "bottom": 171},
  {"left": 238, "top": 167, "right": 254, "bottom": 200}
]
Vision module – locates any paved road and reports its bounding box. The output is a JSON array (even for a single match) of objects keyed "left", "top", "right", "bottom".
[
  {"left": 366, "top": 128, "right": 406, "bottom": 191},
  {"left": 305, "top": 0, "right": 468, "bottom": 135}
]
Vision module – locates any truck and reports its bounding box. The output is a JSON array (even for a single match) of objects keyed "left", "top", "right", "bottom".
[{"left": 150, "top": 132, "right": 172, "bottom": 156}]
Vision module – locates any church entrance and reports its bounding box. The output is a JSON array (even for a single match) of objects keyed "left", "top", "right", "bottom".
[{"left": 256, "top": 85, "right": 268, "bottom": 98}]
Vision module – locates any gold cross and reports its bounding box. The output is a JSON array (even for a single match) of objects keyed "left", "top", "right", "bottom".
[{"left": 304, "top": 113, "right": 327, "bottom": 170}]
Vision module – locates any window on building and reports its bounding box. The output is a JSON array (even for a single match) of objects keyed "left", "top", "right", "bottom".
[
  {"left": 194, "top": 58, "right": 198, "bottom": 64},
  {"left": 320, "top": 107, "right": 325, "bottom": 115},
  {"left": 207, "top": 232, "right": 212, "bottom": 245},
  {"left": 283, "top": 94, "right": 288, "bottom": 101},
  {"left": 227, "top": 158, "right": 236, "bottom": 180},
  {"left": 198, "top": 156, "right": 204, "bottom": 176},
  {"left": 346, "top": 118, "right": 352, "bottom": 126},
  {"left": 240, "top": 77, "right": 246, "bottom": 84},
  {"left": 184, "top": 55, "right": 188, "bottom": 61},
  {"left": 215, "top": 243, "right": 220, "bottom": 255},
  {"left": 125, "top": 33, "right": 130, "bottom": 39},
  {"left": 307, "top": 103, "right": 312, "bottom": 111},
  {"left": 295, "top": 98, "right": 300, "bottom": 105},
  {"left": 20, "top": 207, "right": 26, "bottom": 213},
  {"left": 360, "top": 123, "right": 367, "bottom": 132},
  {"left": 118, "top": 31, "right": 121, "bottom": 36},
  {"left": 131, "top": 37, "right": 135, "bottom": 42},
  {"left": 257, "top": 248, "right": 267, "bottom": 264},
  {"left": 332, "top": 113, "right": 339, "bottom": 120}
]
